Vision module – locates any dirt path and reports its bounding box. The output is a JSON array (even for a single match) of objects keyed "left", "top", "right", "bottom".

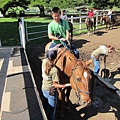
[
  {"left": 69, "top": 26, "right": 120, "bottom": 120},
  {"left": 28, "top": 26, "right": 120, "bottom": 120}
]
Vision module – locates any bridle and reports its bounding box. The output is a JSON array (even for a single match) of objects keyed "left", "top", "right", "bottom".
[{"left": 71, "top": 65, "right": 91, "bottom": 100}]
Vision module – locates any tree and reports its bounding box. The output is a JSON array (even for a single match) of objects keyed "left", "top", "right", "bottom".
[
  {"left": 49, "top": 0, "right": 85, "bottom": 9},
  {"left": 0, "top": 0, "right": 30, "bottom": 17},
  {"left": 29, "top": 0, "right": 51, "bottom": 16},
  {"left": 89, "top": 0, "right": 120, "bottom": 9}
]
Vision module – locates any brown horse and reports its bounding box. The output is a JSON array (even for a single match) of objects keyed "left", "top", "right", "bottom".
[
  {"left": 45, "top": 43, "right": 93, "bottom": 108},
  {"left": 86, "top": 17, "right": 96, "bottom": 36},
  {"left": 100, "top": 15, "right": 116, "bottom": 30}
]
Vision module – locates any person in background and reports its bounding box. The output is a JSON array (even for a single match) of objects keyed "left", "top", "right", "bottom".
[
  {"left": 48, "top": 7, "right": 79, "bottom": 59},
  {"left": 42, "top": 50, "right": 71, "bottom": 120},
  {"left": 17, "top": 18, "right": 22, "bottom": 45},
  {"left": 60, "top": 10, "right": 68, "bottom": 20},
  {"left": 93, "top": 8, "right": 97, "bottom": 15},
  {"left": 91, "top": 45, "right": 114, "bottom": 74},
  {"left": 108, "top": 7, "right": 112, "bottom": 21},
  {"left": 85, "top": 8, "right": 94, "bottom": 23}
]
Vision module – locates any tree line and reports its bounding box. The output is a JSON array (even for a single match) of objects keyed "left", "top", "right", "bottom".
[{"left": 0, "top": 0, "right": 120, "bottom": 17}]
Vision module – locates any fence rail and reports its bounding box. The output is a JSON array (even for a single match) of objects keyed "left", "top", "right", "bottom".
[{"left": 25, "top": 13, "right": 120, "bottom": 41}]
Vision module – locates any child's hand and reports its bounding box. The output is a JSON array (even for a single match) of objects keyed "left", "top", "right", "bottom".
[
  {"left": 65, "top": 83, "right": 71, "bottom": 87},
  {"left": 60, "top": 38, "right": 66, "bottom": 41}
]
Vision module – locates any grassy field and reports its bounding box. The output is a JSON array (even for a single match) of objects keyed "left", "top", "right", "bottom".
[
  {"left": 0, "top": 17, "right": 52, "bottom": 47},
  {"left": 0, "top": 16, "right": 103, "bottom": 54},
  {"left": 0, "top": 18, "right": 20, "bottom": 46}
]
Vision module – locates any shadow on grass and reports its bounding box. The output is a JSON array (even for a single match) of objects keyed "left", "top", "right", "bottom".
[{"left": 0, "top": 21, "right": 20, "bottom": 46}]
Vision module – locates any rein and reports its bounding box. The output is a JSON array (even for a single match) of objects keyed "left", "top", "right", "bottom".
[{"left": 72, "top": 65, "right": 91, "bottom": 99}]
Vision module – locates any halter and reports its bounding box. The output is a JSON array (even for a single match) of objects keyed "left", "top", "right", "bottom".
[{"left": 72, "top": 65, "right": 91, "bottom": 100}]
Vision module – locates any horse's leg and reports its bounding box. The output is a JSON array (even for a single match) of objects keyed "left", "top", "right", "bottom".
[
  {"left": 63, "top": 87, "right": 71, "bottom": 112},
  {"left": 91, "top": 23, "right": 94, "bottom": 34},
  {"left": 93, "top": 19, "right": 96, "bottom": 34},
  {"left": 56, "top": 89, "right": 65, "bottom": 118},
  {"left": 87, "top": 26, "right": 90, "bottom": 36},
  {"left": 106, "top": 23, "right": 108, "bottom": 31},
  {"left": 57, "top": 88, "right": 62, "bottom": 100}
]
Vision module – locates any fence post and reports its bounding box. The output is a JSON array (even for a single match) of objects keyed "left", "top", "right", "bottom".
[
  {"left": 26, "top": 22, "right": 28, "bottom": 41},
  {"left": 79, "top": 17, "right": 82, "bottom": 33},
  {"left": 71, "top": 16, "right": 73, "bottom": 24},
  {"left": 96, "top": 14, "right": 98, "bottom": 29},
  {"left": 0, "top": 39, "right": 1, "bottom": 47},
  {"left": 21, "top": 17, "right": 26, "bottom": 49}
]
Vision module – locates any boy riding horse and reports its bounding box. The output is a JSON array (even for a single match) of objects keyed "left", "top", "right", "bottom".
[{"left": 48, "top": 7, "right": 79, "bottom": 59}]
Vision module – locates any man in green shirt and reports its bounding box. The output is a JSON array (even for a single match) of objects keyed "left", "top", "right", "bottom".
[{"left": 48, "top": 7, "right": 79, "bottom": 59}]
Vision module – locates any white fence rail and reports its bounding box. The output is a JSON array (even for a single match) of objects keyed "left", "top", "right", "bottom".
[
  {"left": 25, "top": 13, "right": 118, "bottom": 41},
  {"left": 26, "top": 23, "right": 48, "bottom": 41}
]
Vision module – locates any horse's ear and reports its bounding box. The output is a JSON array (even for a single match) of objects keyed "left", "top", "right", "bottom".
[{"left": 85, "top": 58, "right": 93, "bottom": 66}]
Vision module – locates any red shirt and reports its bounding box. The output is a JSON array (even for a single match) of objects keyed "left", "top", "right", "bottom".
[{"left": 88, "top": 12, "right": 94, "bottom": 17}]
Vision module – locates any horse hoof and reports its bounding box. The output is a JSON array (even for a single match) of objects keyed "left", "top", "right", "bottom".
[{"left": 88, "top": 32, "right": 90, "bottom": 36}]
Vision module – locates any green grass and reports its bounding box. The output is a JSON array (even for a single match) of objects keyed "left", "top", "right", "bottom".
[
  {"left": 0, "top": 18, "right": 20, "bottom": 46},
  {"left": 0, "top": 17, "right": 107, "bottom": 54},
  {"left": 0, "top": 17, "right": 52, "bottom": 47}
]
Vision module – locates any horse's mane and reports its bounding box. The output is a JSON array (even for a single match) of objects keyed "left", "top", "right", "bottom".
[
  {"left": 54, "top": 48, "right": 78, "bottom": 76},
  {"left": 55, "top": 48, "right": 76, "bottom": 63}
]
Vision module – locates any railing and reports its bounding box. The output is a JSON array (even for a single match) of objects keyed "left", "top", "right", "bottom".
[
  {"left": 25, "top": 13, "right": 119, "bottom": 41},
  {"left": 26, "top": 23, "right": 48, "bottom": 41}
]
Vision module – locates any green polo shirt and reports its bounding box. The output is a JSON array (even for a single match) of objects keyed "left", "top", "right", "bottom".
[{"left": 48, "top": 19, "right": 70, "bottom": 44}]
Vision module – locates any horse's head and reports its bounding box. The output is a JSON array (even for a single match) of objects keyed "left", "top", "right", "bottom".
[{"left": 70, "top": 59, "right": 93, "bottom": 107}]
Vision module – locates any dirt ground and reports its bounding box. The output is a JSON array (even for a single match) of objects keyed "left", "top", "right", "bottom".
[{"left": 27, "top": 25, "right": 120, "bottom": 120}]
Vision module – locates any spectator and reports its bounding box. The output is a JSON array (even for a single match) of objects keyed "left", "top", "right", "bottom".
[
  {"left": 42, "top": 50, "right": 71, "bottom": 120},
  {"left": 17, "top": 18, "right": 22, "bottom": 45},
  {"left": 60, "top": 10, "right": 68, "bottom": 20}
]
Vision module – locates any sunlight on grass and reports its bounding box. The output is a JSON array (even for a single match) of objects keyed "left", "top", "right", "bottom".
[
  {"left": 24, "top": 17, "right": 52, "bottom": 23},
  {"left": 0, "top": 17, "right": 52, "bottom": 47},
  {"left": 0, "top": 17, "right": 109, "bottom": 49},
  {"left": 0, "top": 18, "right": 18, "bottom": 22}
]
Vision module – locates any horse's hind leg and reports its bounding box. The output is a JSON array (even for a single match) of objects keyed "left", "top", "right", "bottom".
[
  {"left": 56, "top": 90, "right": 65, "bottom": 118},
  {"left": 64, "top": 87, "right": 71, "bottom": 111},
  {"left": 91, "top": 25, "right": 95, "bottom": 34},
  {"left": 87, "top": 26, "right": 90, "bottom": 36}
]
